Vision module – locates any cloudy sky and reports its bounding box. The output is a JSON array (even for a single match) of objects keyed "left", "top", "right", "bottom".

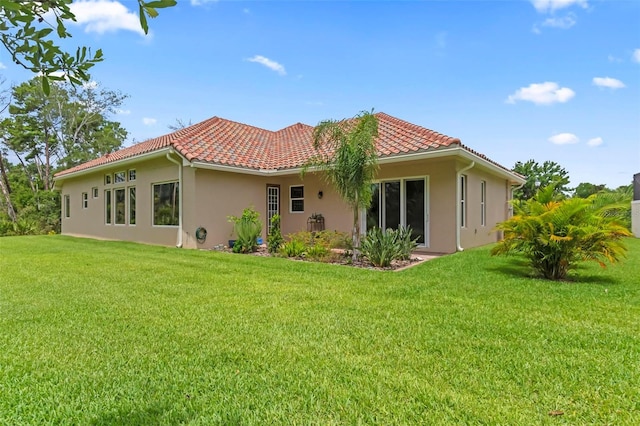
[{"left": 1, "top": 0, "right": 638, "bottom": 188}]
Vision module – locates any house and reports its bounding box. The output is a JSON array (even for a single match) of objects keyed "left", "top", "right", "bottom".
[{"left": 54, "top": 112, "right": 525, "bottom": 253}]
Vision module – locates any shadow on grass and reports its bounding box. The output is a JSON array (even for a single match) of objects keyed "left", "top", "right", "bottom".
[
  {"left": 489, "top": 259, "right": 621, "bottom": 285},
  {"left": 91, "top": 403, "right": 197, "bottom": 426}
]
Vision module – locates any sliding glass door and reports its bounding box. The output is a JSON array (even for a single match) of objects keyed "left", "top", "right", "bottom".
[{"left": 366, "top": 177, "right": 428, "bottom": 246}]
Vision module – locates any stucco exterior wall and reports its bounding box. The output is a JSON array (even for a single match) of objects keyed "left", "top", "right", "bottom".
[
  {"left": 632, "top": 200, "right": 640, "bottom": 238},
  {"left": 459, "top": 164, "right": 511, "bottom": 250},
  {"left": 59, "top": 155, "right": 516, "bottom": 254},
  {"left": 60, "top": 156, "right": 183, "bottom": 246}
]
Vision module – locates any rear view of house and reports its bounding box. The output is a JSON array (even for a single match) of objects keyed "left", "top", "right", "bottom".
[{"left": 54, "top": 113, "right": 524, "bottom": 253}]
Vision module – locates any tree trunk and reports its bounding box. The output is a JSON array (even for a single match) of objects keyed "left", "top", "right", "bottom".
[{"left": 0, "top": 152, "right": 17, "bottom": 222}]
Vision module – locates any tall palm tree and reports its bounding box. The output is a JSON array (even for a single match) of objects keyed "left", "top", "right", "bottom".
[{"left": 304, "top": 110, "right": 379, "bottom": 258}]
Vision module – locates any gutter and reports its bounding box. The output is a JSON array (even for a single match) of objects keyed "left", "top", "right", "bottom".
[
  {"left": 165, "top": 151, "right": 183, "bottom": 248},
  {"left": 456, "top": 161, "right": 475, "bottom": 252}
]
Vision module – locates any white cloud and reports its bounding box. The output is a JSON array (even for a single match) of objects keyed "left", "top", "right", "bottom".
[
  {"left": 506, "top": 82, "right": 575, "bottom": 105},
  {"left": 82, "top": 81, "right": 99, "bottom": 90},
  {"left": 191, "top": 0, "right": 219, "bottom": 6},
  {"left": 69, "top": 0, "right": 146, "bottom": 36},
  {"left": 587, "top": 137, "right": 603, "bottom": 147},
  {"left": 142, "top": 117, "right": 157, "bottom": 126},
  {"left": 116, "top": 109, "right": 131, "bottom": 115},
  {"left": 0, "top": 62, "right": 6, "bottom": 69},
  {"left": 608, "top": 54, "right": 622, "bottom": 63},
  {"left": 542, "top": 14, "right": 576, "bottom": 29},
  {"left": 633, "top": 49, "right": 640, "bottom": 63},
  {"left": 592, "top": 77, "right": 626, "bottom": 89},
  {"left": 243, "top": 8, "right": 250, "bottom": 14},
  {"left": 548, "top": 133, "right": 579, "bottom": 145},
  {"left": 531, "top": 0, "right": 588, "bottom": 13},
  {"left": 246, "top": 55, "right": 286, "bottom": 76}
]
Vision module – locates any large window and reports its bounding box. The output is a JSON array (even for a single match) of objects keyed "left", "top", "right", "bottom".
[
  {"left": 129, "top": 187, "right": 136, "bottom": 225},
  {"left": 105, "top": 190, "right": 112, "bottom": 224},
  {"left": 153, "top": 182, "right": 179, "bottom": 226},
  {"left": 366, "top": 178, "right": 427, "bottom": 245},
  {"left": 480, "top": 180, "right": 486, "bottom": 227},
  {"left": 290, "top": 185, "right": 304, "bottom": 213},
  {"left": 460, "top": 175, "right": 467, "bottom": 228},
  {"left": 115, "top": 188, "right": 126, "bottom": 224}
]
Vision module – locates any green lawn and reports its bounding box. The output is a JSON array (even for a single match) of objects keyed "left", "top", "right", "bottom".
[{"left": 1, "top": 236, "right": 638, "bottom": 425}]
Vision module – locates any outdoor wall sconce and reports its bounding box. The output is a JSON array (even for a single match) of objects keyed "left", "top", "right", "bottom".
[{"left": 317, "top": 190, "right": 323, "bottom": 199}]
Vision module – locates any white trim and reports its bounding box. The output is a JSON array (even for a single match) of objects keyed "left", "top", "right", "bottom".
[
  {"left": 289, "top": 184, "right": 305, "bottom": 214},
  {"left": 151, "top": 179, "right": 180, "bottom": 229},
  {"left": 480, "top": 180, "right": 486, "bottom": 227},
  {"left": 361, "top": 175, "right": 430, "bottom": 248},
  {"left": 54, "top": 148, "right": 177, "bottom": 184},
  {"left": 456, "top": 162, "right": 475, "bottom": 252}
]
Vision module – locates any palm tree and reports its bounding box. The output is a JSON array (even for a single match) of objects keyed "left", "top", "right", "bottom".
[
  {"left": 304, "top": 110, "right": 379, "bottom": 259},
  {"left": 492, "top": 185, "right": 631, "bottom": 280}
]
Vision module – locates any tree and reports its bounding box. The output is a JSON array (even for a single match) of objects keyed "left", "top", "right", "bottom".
[
  {"left": 0, "top": 0, "right": 176, "bottom": 93},
  {"left": 2, "top": 78, "right": 127, "bottom": 190},
  {"left": 573, "top": 182, "right": 607, "bottom": 198},
  {"left": 492, "top": 185, "right": 631, "bottom": 280},
  {"left": 304, "top": 110, "right": 379, "bottom": 259},
  {"left": 513, "top": 159, "right": 571, "bottom": 201}
]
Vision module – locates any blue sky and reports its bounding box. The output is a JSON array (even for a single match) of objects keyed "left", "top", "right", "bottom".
[{"left": 1, "top": 0, "right": 639, "bottom": 188}]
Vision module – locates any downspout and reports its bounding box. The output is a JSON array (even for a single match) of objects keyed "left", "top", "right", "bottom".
[
  {"left": 166, "top": 152, "right": 183, "bottom": 248},
  {"left": 456, "top": 161, "right": 475, "bottom": 252}
]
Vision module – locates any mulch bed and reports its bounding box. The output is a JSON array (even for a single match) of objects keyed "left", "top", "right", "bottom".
[{"left": 214, "top": 245, "right": 428, "bottom": 271}]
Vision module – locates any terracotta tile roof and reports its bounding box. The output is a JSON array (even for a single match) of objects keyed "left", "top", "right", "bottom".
[{"left": 55, "top": 112, "right": 513, "bottom": 178}]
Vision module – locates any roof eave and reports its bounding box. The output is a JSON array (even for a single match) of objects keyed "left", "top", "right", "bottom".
[
  {"left": 53, "top": 147, "right": 180, "bottom": 188},
  {"left": 378, "top": 147, "right": 525, "bottom": 184}
]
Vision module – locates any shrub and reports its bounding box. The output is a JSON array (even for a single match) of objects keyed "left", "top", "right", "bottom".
[
  {"left": 360, "top": 227, "right": 401, "bottom": 268},
  {"left": 306, "top": 244, "right": 330, "bottom": 261},
  {"left": 228, "top": 207, "right": 262, "bottom": 254},
  {"left": 280, "top": 240, "right": 306, "bottom": 258},
  {"left": 314, "top": 230, "right": 351, "bottom": 249},
  {"left": 396, "top": 225, "right": 418, "bottom": 260},
  {"left": 492, "top": 185, "right": 631, "bottom": 280},
  {"left": 267, "top": 214, "right": 284, "bottom": 254}
]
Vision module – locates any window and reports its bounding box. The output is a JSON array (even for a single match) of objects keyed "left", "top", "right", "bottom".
[
  {"left": 480, "top": 180, "right": 486, "bottom": 227},
  {"left": 105, "top": 174, "right": 112, "bottom": 185},
  {"left": 82, "top": 192, "right": 88, "bottom": 209},
  {"left": 105, "top": 190, "right": 112, "bottom": 224},
  {"left": 64, "top": 195, "right": 70, "bottom": 218},
  {"left": 114, "top": 171, "right": 126, "bottom": 184},
  {"left": 128, "top": 169, "right": 136, "bottom": 181},
  {"left": 460, "top": 175, "right": 467, "bottom": 228},
  {"left": 128, "top": 187, "right": 136, "bottom": 225},
  {"left": 153, "top": 182, "right": 179, "bottom": 226},
  {"left": 290, "top": 185, "right": 304, "bottom": 213},
  {"left": 115, "top": 188, "right": 126, "bottom": 224},
  {"left": 92, "top": 187, "right": 98, "bottom": 198}
]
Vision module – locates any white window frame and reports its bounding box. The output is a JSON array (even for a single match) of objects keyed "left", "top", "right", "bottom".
[
  {"left": 460, "top": 174, "right": 467, "bottom": 228},
  {"left": 480, "top": 180, "right": 486, "bottom": 227},
  {"left": 114, "top": 171, "right": 126, "bottom": 184},
  {"left": 64, "top": 195, "right": 70, "bottom": 218},
  {"left": 92, "top": 187, "right": 98, "bottom": 199},
  {"left": 152, "top": 181, "right": 180, "bottom": 227},
  {"left": 114, "top": 187, "right": 126, "bottom": 225},
  {"left": 289, "top": 185, "right": 304, "bottom": 214},
  {"left": 362, "top": 175, "right": 430, "bottom": 248},
  {"left": 128, "top": 169, "right": 136, "bottom": 181},
  {"left": 104, "top": 174, "right": 112, "bottom": 185},
  {"left": 82, "top": 192, "right": 88, "bottom": 209},
  {"left": 128, "top": 186, "right": 136, "bottom": 226},
  {"left": 105, "top": 189, "right": 112, "bottom": 225}
]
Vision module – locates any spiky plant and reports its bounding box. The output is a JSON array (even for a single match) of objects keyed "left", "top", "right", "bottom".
[{"left": 492, "top": 185, "right": 631, "bottom": 280}]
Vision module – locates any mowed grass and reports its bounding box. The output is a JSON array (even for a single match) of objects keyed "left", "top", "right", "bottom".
[{"left": 0, "top": 236, "right": 638, "bottom": 425}]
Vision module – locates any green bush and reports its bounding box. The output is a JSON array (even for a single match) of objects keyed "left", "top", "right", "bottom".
[
  {"left": 280, "top": 240, "right": 306, "bottom": 258},
  {"left": 267, "top": 214, "right": 284, "bottom": 254},
  {"left": 360, "top": 227, "right": 401, "bottom": 268},
  {"left": 228, "top": 207, "right": 263, "bottom": 254},
  {"left": 492, "top": 185, "right": 631, "bottom": 280},
  {"left": 306, "top": 244, "right": 330, "bottom": 261},
  {"left": 396, "top": 226, "right": 418, "bottom": 260}
]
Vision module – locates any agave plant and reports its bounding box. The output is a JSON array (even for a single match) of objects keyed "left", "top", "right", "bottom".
[{"left": 492, "top": 185, "right": 631, "bottom": 280}]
